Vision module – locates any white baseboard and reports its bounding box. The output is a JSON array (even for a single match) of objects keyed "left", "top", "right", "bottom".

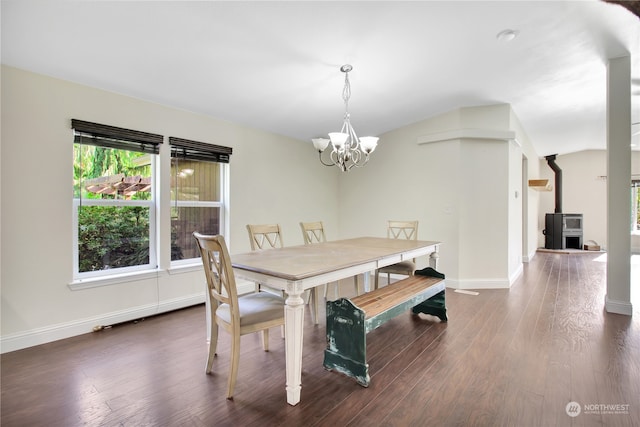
[
  {"left": 523, "top": 249, "right": 537, "bottom": 263},
  {"left": 0, "top": 293, "right": 205, "bottom": 354},
  {"left": 605, "top": 295, "right": 633, "bottom": 316},
  {"left": 385, "top": 273, "right": 515, "bottom": 290},
  {"left": 510, "top": 264, "right": 523, "bottom": 285},
  {"left": 446, "top": 278, "right": 512, "bottom": 289}
]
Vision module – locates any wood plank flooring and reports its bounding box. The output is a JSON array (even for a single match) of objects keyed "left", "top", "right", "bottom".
[{"left": 2, "top": 252, "right": 639, "bottom": 426}]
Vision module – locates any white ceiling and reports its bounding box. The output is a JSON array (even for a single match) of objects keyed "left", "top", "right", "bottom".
[{"left": 2, "top": 0, "right": 639, "bottom": 156}]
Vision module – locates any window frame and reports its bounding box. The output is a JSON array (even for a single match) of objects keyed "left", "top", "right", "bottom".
[
  {"left": 169, "top": 162, "right": 230, "bottom": 269},
  {"left": 72, "top": 149, "right": 158, "bottom": 280},
  {"left": 169, "top": 137, "right": 231, "bottom": 266},
  {"left": 70, "top": 121, "right": 232, "bottom": 288}
]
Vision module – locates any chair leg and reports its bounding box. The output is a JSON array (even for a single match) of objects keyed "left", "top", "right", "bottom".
[
  {"left": 206, "top": 319, "right": 219, "bottom": 374},
  {"left": 353, "top": 276, "right": 359, "bottom": 296},
  {"left": 325, "top": 283, "right": 337, "bottom": 301},
  {"left": 374, "top": 269, "right": 380, "bottom": 290},
  {"left": 262, "top": 328, "right": 270, "bottom": 351},
  {"left": 227, "top": 333, "right": 241, "bottom": 399},
  {"left": 310, "top": 287, "right": 321, "bottom": 324}
]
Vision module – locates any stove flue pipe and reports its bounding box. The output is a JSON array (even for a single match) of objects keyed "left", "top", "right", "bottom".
[{"left": 545, "top": 154, "right": 562, "bottom": 213}]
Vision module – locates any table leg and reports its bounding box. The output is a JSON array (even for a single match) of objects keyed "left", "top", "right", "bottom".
[
  {"left": 362, "top": 270, "right": 371, "bottom": 293},
  {"left": 284, "top": 289, "right": 305, "bottom": 405},
  {"left": 429, "top": 249, "right": 440, "bottom": 270}
]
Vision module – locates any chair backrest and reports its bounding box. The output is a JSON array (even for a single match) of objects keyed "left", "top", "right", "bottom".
[
  {"left": 246, "top": 224, "right": 283, "bottom": 250},
  {"left": 193, "top": 232, "right": 239, "bottom": 321},
  {"left": 387, "top": 220, "right": 419, "bottom": 240},
  {"left": 300, "top": 221, "right": 326, "bottom": 244}
]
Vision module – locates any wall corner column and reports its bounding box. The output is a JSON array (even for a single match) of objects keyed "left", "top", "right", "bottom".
[{"left": 606, "top": 55, "right": 633, "bottom": 316}]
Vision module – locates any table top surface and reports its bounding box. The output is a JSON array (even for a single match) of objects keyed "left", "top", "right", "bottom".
[{"left": 231, "top": 237, "right": 440, "bottom": 281}]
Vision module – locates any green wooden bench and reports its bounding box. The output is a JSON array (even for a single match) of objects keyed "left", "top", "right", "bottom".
[{"left": 323, "top": 270, "right": 447, "bottom": 387}]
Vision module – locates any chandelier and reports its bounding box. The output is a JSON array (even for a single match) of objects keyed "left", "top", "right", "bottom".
[{"left": 312, "top": 64, "right": 378, "bottom": 172}]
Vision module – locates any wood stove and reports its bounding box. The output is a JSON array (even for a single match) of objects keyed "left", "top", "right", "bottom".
[
  {"left": 545, "top": 213, "right": 583, "bottom": 249},
  {"left": 543, "top": 155, "right": 583, "bottom": 250}
]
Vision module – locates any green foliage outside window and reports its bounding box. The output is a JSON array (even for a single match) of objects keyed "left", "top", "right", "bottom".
[
  {"left": 74, "top": 145, "right": 153, "bottom": 272},
  {"left": 78, "top": 206, "right": 149, "bottom": 272},
  {"left": 74, "top": 145, "right": 151, "bottom": 200}
]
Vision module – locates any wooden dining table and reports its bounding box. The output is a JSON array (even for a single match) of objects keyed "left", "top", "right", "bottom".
[{"left": 231, "top": 236, "right": 441, "bottom": 406}]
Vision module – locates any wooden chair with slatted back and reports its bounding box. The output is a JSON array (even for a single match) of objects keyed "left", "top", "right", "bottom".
[
  {"left": 246, "top": 224, "right": 286, "bottom": 296},
  {"left": 300, "top": 221, "right": 360, "bottom": 312},
  {"left": 193, "top": 232, "right": 285, "bottom": 400},
  {"left": 374, "top": 220, "right": 419, "bottom": 289},
  {"left": 247, "top": 223, "right": 284, "bottom": 251}
]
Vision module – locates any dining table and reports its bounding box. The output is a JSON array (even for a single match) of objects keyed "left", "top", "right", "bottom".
[{"left": 230, "top": 236, "right": 441, "bottom": 406}]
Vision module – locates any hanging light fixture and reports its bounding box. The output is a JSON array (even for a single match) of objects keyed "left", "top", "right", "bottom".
[{"left": 312, "top": 64, "right": 378, "bottom": 172}]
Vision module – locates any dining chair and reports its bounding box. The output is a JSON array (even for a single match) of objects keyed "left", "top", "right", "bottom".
[
  {"left": 246, "top": 224, "right": 285, "bottom": 295},
  {"left": 247, "top": 223, "right": 284, "bottom": 251},
  {"left": 300, "top": 221, "right": 360, "bottom": 311},
  {"left": 247, "top": 223, "right": 317, "bottom": 323},
  {"left": 193, "top": 232, "right": 285, "bottom": 400},
  {"left": 374, "top": 220, "right": 419, "bottom": 289}
]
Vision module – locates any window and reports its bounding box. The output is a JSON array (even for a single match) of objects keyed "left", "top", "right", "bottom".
[
  {"left": 71, "top": 121, "right": 232, "bottom": 282},
  {"left": 72, "top": 120, "right": 162, "bottom": 279},
  {"left": 170, "top": 137, "right": 232, "bottom": 264}
]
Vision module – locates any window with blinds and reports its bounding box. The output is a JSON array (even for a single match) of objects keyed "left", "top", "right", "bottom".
[
  {"left": 169, "top": 137, "right": 232, "bottom": 262},
  {"left": 72, "top": 120, "right": 161, "bottom": 278}
]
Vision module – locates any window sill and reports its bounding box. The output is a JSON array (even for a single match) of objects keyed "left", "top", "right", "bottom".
[
  {"left": 69, "top": 269, "right": 166, "bottom": 290},
  {"left": 68, "top": 262, "right": 204, "bottom": 291},
  {"left": 168, "top": 262, "right": 203, "bottom": 275}
]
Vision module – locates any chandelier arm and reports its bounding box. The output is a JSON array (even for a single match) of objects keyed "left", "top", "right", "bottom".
[
  {"left": 318, "top": 149, "right": 336, "bottom": 167},
  {"left": 331, "top": 149, "right": 347, "bottom": 172},
  {"left": 329, "top": 148, "right": 340, "bottom": 165},
  {"left": 346, "top": 152, "right": 370, "bottom": 171}
]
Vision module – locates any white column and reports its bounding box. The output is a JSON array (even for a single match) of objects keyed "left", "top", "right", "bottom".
[{"left": 606, "top": 55, "right": 633, "bottom": 316}]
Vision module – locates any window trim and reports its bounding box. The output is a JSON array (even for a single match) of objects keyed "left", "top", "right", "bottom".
[
  {"left": 169, "top": 137, "right": 230, "bottom": 265},
  {"left": 72, "top": 198, "right": 158, "bottom": 279},
  {"left": 72, "top": 150, "right": 158, "bottom": 280},
  {"left": 70, "top": 123, "right": 232, "bottom": 288}
]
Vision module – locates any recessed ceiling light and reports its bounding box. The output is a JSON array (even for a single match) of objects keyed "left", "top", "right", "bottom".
[{"left": 496, "top": 29, "right": 519, "bottom": 42}]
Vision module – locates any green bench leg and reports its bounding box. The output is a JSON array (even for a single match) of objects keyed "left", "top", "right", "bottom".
[
  {"left": 412, "top": 290, "right": 448, "bottom": 322},
  {"left": 323, "top": 298, "right": 370, "bottom": 387}
]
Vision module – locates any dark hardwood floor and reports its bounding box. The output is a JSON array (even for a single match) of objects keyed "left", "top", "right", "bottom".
[{"left": 2, "top": 252, "right": 639, "bottom": 426}]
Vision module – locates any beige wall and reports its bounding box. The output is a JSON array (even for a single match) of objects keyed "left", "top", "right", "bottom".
[
  {"left": 1, "top": 66, "right": 547, "bottom": 352},
  {"left": 336, "top": 104, "right": 541, "bottom": 289},
  {"left": 0, "top": 66, "right": 339, "bottom": 351},
  {"left": 537, "top": 150, "right": 640, "bottom": 252}
]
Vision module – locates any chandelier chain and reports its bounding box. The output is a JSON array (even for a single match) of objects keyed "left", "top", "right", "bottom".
[{"left": 342, "top": 72, "right": 351, "bottom": 114}]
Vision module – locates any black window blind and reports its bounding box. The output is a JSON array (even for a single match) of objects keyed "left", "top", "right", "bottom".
[
  {"left": 169, "top": 137, "right": 232, "bottom": 163},
  {"left": 71, "top": 119, "right": 163, "bottom": 154}
]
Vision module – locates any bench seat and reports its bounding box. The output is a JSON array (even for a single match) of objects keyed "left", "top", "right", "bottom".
[{"left": 323, "top": 274, "right": 447, "bottom": 386}]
